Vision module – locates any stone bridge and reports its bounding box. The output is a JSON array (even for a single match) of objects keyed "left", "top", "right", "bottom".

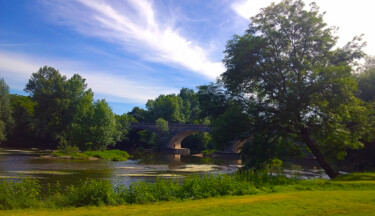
[{"left": 130, "top": 123, "right": 247, "bottom": 154}]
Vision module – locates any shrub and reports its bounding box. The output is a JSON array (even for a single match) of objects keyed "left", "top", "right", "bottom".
[
  {"left": 59, "top": 179, "right": 116, "bottom": 207},
  {"left": 0, "top": 178, "right": 42, "bottom": 210}
]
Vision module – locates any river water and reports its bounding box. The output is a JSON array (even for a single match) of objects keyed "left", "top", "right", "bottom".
[{"left": 0, "top": 148, "right": 328, "bottom": 187}]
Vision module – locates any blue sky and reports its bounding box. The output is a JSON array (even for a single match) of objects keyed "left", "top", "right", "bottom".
[{"left": 1, "top": 0, "right": 374, "bottom": 114}]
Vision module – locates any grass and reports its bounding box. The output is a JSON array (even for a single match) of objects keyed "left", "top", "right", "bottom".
[
  {"left": 1, "top": 172, "right": 375, "bottom": 215},
  {"left": 51, "top": 146, "right": 129, "bottom": 161},
  {"left": 3, "top": 190, "right": 375, "bottom": 216},
  {"left": 84, "top": 150, "right": 129, "bottom": 161}
]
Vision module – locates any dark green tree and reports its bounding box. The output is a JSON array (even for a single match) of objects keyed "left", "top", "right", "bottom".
[
  {"left": 178, "top": 88, "right": 200, "bottom": 122},
  {"left": 67, "top": 97, "right": 118, "bottom": 151},
  {"left": 24, "top": 66, "right": 68, "bottom": 146},
  {"left": 221, "top": 0, "right": 367, "bottom": 178},
  {"left": 357, "top": 56, "right": 375, "bottom": 102},
  {"left": 7, "top": 95, "right": 37, "bottom": 146},
  {"left": 128, "top": 107, "right": 148, "bottom": 122},
  {"left": 115, "top": 113, "right": 137, "bottom": 144},
  {"left": 0, "top": 78, "right": 14, "bottom": 143}
]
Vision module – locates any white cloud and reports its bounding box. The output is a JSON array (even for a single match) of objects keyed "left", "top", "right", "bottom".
[
  {"left": 231, "top": 0, "right": 375, "bottom": 56},
  {"left": 0, "top": 51, "right": 178, "bottom": 103},
  {"left": 41, "top": 0, "right": 224, "bottom": 79}
]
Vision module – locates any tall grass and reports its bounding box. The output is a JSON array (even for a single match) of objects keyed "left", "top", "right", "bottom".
[
  {"left": 84, "top": 150, "right": 130, "bottom": 161},
  {"left": 51, "top": 147, "right": 129, "bottom": 161},
  {"left": 0, "top": 178, "right": 42, "bottom": 209},
  {"left": 1, "top": 171, "right": 374, "bottom": 210}
]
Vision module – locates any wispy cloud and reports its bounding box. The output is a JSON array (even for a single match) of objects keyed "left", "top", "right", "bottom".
[
  {"left": 40, "top": 0, "right": 224, "bottom": 79},
  {"left": 0, "top": 51, "right": 179, "bottom": 103}
]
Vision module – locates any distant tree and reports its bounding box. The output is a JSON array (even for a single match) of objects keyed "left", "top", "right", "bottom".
[
  {"left": 357, "top": 57, "right": 375, "bottom": 102},
  {"left": 67, "top": 98, "right": 118, "bottom": 151},
  {"left": 0, "top": 78, "right": 14, "bottom": 143},
  {"left": 128, "top": 107, "right": 148, "bottom": 122},
  {"left": 178, "top": 88, "right": 200, "bottom": 122},
  {"left": 221, "top": 0, "right": 367, "bottom": 178},
  {"left": 155, "top": 118, "right": 169, "bottom": 135},
  {"left": 146, "top": 94, "right": 186, "bottom": 122},
  {"left": 24, "top": 66, "right": 68, "bottom": 146},
  {"left": 6, "top": 95, "right": 37, "bottom": 146},
  {"left": 115, "top": 113, "right": 137, "bottom": 143}
]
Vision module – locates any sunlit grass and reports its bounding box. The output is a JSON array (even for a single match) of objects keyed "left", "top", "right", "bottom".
[
  {"left": 84, "top": 150, "right": 129, "bottom": 161},
  {"left": 51, "top": 149, "right": 129, "bottom": 161},
  {"left": 3, "top": 190, "right": 375, "bottom": 216}
]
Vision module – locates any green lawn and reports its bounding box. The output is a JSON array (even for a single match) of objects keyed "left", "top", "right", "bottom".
[{"left": 3, "top": 190, "right": 375, "bottom": 216}]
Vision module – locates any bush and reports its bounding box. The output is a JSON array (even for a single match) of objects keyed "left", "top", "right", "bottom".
[
  {"left": 0, "top": 178, "right": 42, "bottom": 209},
  {"left": 59, "top": 179, "right": 116, "bottom": 207}
]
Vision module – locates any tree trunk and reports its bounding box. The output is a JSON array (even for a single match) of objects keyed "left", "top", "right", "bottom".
[{"left": 300, "top": 127, "right": 338, "bottom": 179}]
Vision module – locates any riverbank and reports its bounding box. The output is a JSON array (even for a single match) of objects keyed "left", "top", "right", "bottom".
[{"left": 1, "top": 172, "right": 375, "bottom": 214}]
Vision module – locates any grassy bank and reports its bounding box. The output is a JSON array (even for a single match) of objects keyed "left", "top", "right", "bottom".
[
  {"left": 1, "top": 172, "right": 375, "bottom": 215},
  {"left": 3, "top": 190, "right": 375, "bottom": 216},
  {"left": 51, "top": 148, "right": 129, "bottom": 161}
]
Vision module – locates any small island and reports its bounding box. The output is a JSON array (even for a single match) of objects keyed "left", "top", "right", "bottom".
[{"left": 42, "top": 146, "right": 129, "bottom": 161}]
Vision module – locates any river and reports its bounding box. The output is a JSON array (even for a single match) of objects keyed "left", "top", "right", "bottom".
[{"left": 0, "top": 148, "right": 329, "bottom": 187}]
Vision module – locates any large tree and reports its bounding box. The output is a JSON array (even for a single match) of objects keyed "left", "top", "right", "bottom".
[{"left": 221, "top": 0, "right": 367, "bottom": 178}]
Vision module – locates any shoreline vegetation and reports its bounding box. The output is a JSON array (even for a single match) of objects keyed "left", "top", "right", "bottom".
[
  {"left": 0, "top": 172, "right": 374, "bottom": 212},
  {"left": 47, "top": 146, "right": 130, "bottom": 161}
]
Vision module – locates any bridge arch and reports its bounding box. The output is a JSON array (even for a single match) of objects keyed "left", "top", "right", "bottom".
[{"left": 167, "top": 130, "right": 206, "bottom": 149}]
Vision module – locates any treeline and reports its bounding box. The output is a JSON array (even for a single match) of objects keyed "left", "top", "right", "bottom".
[{"left": 0, "top": 66, "right": 213, "bottom": 152}]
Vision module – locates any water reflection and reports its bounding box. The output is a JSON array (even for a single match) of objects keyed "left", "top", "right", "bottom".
[{"left": 0, "top": 148, "right": 328, "bottom": 188}]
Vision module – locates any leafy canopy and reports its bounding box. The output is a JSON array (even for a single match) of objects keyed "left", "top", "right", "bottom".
[{"left": 221, "top": 0, "right": 368, "bottom": 178}]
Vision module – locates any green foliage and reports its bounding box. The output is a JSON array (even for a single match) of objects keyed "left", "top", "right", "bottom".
[
  {"left": 52, "top": 145, "right": 89, "bottom": 160},
  {"left": 24, "top": 66, "right": 69, "bottom": 146},
  {"left": 127, "top": 107, "right": 148, "bottom": 122},
  {"left": 115, "top": 113, "right": 137, "bottom": 143},
  {"left": 52, "top": 146, "right": 129, "bottom": 161},
  {"left": 0, "top": 178, "right": 41, "bottom": 209},
  {"left": 137, "top": 130, "right": 158, "bottom": 149},
  {"left": 197, "top": 83, "right": 229, "bottom": 119},
  {"left": 60, "top": 179, "right": 116, "bottom": 207},
  {"left": 67, "top": 99, "right": 118, "bottom": 151},
  {"left": 201, "top": 149, "right": 216, "bottom": 156},
  {"left": 241, "top": 133, "right": 302, "bottom": 170},
  {"left": 0, "top": 78, "right": 14, "bottom": 143},
  {"left": 146, "top": 94, "right": 187, "bottom": 122},
  {"left": 2, "top": 172, "right": 375, "bottom": 210},
  {"left": 357, "top": 56, "right": 375, "bottom": 102},
  {"left": 6, "top": 95, "right": 37, "bottom": 146},
  {"left": 182, "top": 132, "right": 213, "bottom": 152},
  {"left": 84, "top": 150, "right": 129, "bottom": 161},
  {"left": 211, "top": 105, "right": 252, "bottom": 149},
  {"left": 220, "top": 0, "right": 368, "bottom": 178},
  {"left": 178, "top": 88, "right": 200, "bottom": 122},
  {"left": 155, "top": 118, "right": 169, "bottom": 135}
]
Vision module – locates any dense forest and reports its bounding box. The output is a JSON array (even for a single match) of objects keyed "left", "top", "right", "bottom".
[{"left": 1, "top": 0, "right": 374, "bottom": 177}]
